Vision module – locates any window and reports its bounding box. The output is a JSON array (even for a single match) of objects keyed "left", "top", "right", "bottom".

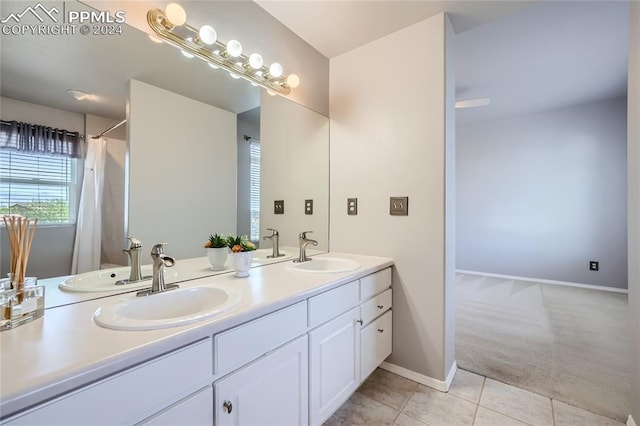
[
  {"left": 0, "top": 121, "right": 81, "bottom": 225},
  {"left": 249, "top": 140, "right": 260, "bottom": 241}
]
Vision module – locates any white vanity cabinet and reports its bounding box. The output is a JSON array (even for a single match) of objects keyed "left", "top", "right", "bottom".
[
  {"left": 214, "top": 336, "right": 309, "bottom": 426},
  {"left": 3, "top": 339, "right": 213, "bottom": 425},
  {"left": 212, "top": 301, "right": 309, "bottom": 426},
  {"left": 308, "top": 267, "right": 393, "bottom": 425}
]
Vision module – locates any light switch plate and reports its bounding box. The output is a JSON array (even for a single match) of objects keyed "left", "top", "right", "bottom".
[
  {"left": 347, "top": 198, "right": 358, "bottom": 215},
  {"left": 305, "top": 199, "right": 313, "bottom": 215},
  {"left": 390, "top": 197, "right": 408, "bottom": 216},
  {"left": 274, "top": 200, "right": 284, "bottom": 214}
]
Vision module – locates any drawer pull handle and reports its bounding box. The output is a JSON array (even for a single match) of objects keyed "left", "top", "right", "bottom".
[
  {"left": 223, "top": 400, "right": 233, "bottom": 414},
  {"left": 357, "top": 319, "right": 363, "bottom": 325},
  {"left": 378, "top": 328, "right": 384, "bottom": 333},
  {"left": 377, "top": 304, "right": 384, "bottom": 309}
]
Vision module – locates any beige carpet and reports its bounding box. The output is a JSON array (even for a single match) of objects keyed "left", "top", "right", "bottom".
[{"left": 455, "top": 273, "right": 630, "bottom": 422}]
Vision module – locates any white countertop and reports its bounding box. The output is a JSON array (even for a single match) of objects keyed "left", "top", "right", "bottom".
[
  {"left": 41, "top": 245, "right": 314, "bottom": 310},
  {"left": 0, "top": 252, "right": 393, "bottom": 418}
]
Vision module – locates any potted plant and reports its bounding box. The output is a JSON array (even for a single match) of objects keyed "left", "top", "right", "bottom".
[
  {"left": 227, "top": 235, "right": 256, "bottom": 277},
  {"left": 204, "top": 233, "right": 229, "bottom": 271}
]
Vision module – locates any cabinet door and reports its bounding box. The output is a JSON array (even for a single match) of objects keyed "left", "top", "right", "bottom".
[
  {"left": 360, "top": 310, "right": 392, "bottom": 381},
  {"left": 308, "top": 307, "right": 360, "bottom": 426},
  {"left": 214, "top": 335, "right": 308, "bottom": 426}
]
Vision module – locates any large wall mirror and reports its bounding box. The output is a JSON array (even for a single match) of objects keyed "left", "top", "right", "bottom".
[{"left": 0, "top": 1, "right": 329, "bottom": 298}]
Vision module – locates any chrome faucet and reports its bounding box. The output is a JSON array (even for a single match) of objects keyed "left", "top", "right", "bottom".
[
  {"left": 117, "top": 237, "right": 151, "bottom": 285},
  {"left": 263, "top": 228, "right": 284, "bottom": 258},
  {"left": 294, "top": 231, "right": 318, "bottom": 263},
  {"left": 137, "top": 243, "right": 178, "bottom": 296}
]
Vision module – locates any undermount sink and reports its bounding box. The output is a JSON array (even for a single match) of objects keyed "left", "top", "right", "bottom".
[
  {"left": 251, "top": 248, "right": 293, "bottom": 262},
  {"left": 290, "top": 257, "right": 361, "bottom": 273},
  {"left": 93, "top": 285, "right": 241, "bottom": 331},
  {"left": 59, "top": 266, "right": 178, "bottom": 293}
]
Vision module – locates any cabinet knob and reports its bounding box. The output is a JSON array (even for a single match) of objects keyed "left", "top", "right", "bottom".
[
  {"left": 223, "top": 400, "right": 233, "bottom": 414},
  {"left": 357, "top": 319, "right": 363, "bottom": 325},
  {"left": 378, "top": 328, "right": 384, "bottom": 333},
  {"left": 377, "top": 304, "right": 384, "bottom": 309}
]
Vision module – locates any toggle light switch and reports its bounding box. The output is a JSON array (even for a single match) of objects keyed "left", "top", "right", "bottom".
[
  {"left": 390, "top": 196, "right": 408, "bottom": 216},
  {"left": 274, "top": 200, "right": 284, "bottom": 214},
  {"left": 347, "top": 198, "right": 358, "bottom": 215}
]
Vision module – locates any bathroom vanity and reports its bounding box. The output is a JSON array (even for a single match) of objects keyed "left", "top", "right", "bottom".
[{"left": 0, "top": 252, "right": 393, "bottom": 425}]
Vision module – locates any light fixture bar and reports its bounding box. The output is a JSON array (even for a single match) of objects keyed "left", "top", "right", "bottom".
[{"left": 147, "top": 8, "right": 292, "bottom": 95}]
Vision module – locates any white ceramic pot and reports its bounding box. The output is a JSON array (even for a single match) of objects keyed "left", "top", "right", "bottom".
[
  {"left": 230, "top": 251, "right": 253, "bottom": 277},
  {"left": 207, "top": 247, "right": 228, "bottom": 271}
]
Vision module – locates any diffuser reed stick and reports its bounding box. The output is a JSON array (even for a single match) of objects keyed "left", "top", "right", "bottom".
[{"left": 2, "top": 215, "right": 38, "bottom": 294}]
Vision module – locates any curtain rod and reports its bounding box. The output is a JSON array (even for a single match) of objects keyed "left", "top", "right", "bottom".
[
  {"left": 92, "top": 119, "right": 127, "bottom": 139},
  {"left": 243, "top": 134, "right": 260, "bottom": 142}
]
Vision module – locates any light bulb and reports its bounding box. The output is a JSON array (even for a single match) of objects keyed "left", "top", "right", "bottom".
[
  {"left": 208, "top": 63, "right": 219, "bottom": 70},
  {"left": 269, "top": 63, "right": 283, "bottom": 78},
  {"left": 181, "top": 50, "right": 194, "bottom": 59},
  {"left": 227, "top": 40, "right": 242, "bottom": 57},
  {"left": 248, "top": 53, "right": 263, "bottom": 69},
  {"left": 165, "top": 3, "right": 186, "bottom": 26},
  {"left": 199, "top": 25, "right": 217, "bottom": 45},
  {"left": 286, "top": 74, "right": 300, "bottom": 88},
  {"left": 229, "top": 72, "right": 241, "bottom": 79}
]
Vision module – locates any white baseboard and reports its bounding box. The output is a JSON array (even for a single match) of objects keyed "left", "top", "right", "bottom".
[
  {"left": 628, "top": 414, "right": 637, "bottom": 426},
  {"left": 379, "top": 361, "right": 458, "bottom": 392},
  {"left": 456, "top": 269, "right": 628, "bottom": 294}
]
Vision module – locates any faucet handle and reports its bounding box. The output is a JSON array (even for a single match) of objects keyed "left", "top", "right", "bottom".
[
  {"left": 266, "top": 228, "right": 279, "bottom": 236},
  {"left": 299, "top": 231, "right": 313, "bottom": 239},
  {"left": 150, "top": 243, "right": 167, "bottom": 256},
  {"left": 127, "top": 237, "right": 142, "bottom": 248}
]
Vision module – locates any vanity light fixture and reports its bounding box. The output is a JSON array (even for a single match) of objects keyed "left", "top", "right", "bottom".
[{"left": 147, "top": 3, "right": 299, "bottom": 95}]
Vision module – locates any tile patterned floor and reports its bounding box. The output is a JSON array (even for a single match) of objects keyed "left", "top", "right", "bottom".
[{"left": 324, "top": 368, "right": 625, "bottom": 426}]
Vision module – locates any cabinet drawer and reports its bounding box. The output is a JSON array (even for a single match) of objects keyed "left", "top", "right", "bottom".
[
  {"left": 308, "top": 280, "right": 359, "bottom": 328},
  {"left": 138, "top": 387, "right": 213, "bottom": 425},
  {"left": 215, "top": 301, "right": 307, "bottom": 376},
  {"left": 5, "top": 339, "right": 212, "bottom": 425},
  {"left": 360, "top": 268, "right": 392, "bottom": 301},
  {"left": 360, "top": 311, "right": 392, "bottom": 381},
  {"left": 360, "top": 288, "right": 392, "bottom": 326}
]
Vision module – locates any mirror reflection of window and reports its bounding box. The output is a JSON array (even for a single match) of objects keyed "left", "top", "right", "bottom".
[
  {"left": 249, "top": 139, "right": 260, "bottom": 242},
  {"left": 0, "top": 120, "right": 82, "bottom": 225}
]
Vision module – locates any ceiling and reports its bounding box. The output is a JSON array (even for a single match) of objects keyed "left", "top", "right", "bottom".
[
  {"left": 257, "top": 0, "right": 630, "bottom": 122},
  {"left": 1, "top": 1, "right": 629, "bottom": 124}
]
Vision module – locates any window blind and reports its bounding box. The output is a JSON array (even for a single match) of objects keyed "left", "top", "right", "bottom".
[
  {"left": 249, "top": 140, "right": 261, "bottom": 241},
  {"left": 0, "top": 150, "right": 78, "bottom": 224}
]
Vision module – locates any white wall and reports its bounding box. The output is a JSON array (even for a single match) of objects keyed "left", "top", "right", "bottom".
[
  {"left": 628, "top": 2, "right": 640, "bottom": 421},
  {"left": 128, "top": 79, "right": 237, "bottom": 260},
  {"left": 261, "top": 92, "right": 329, "bottom": 250},
  {"left": 330, "top": 14, "right": 455, "bottom": 384},
  {"left": 237, "top": 110, "right": 260, "bottom": 241},
  {"left": 0, "top": 97, "right": 85, "bottom": 278},
  {"left": 457, "top": 98, "right": 628, "bottom": 289}
]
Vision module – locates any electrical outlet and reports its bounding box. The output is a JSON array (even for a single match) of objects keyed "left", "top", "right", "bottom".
[
  {"left": 589, "top": 260, "right": 599, "bottom": 271},
  {"left": 347, "top": 198, "right": 358, "bottom": 215},
  {"left": 390, "top": 196, "right": 409, "bottom": 216},
  {"left": 305, "top": 199, "right": 313, "bottom": 215},
  {"left": 274, "top": 200, "right": 284, "bottom": 215}
]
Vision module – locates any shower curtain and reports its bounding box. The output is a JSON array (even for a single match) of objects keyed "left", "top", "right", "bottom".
[{"left": 71, "top": 137, "right": 107, "bottom": 274}]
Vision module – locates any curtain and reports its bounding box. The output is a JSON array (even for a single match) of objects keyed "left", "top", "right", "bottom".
[
  {"left": 71, "top": 138, "right": 106, "bottom": 274},
  {"left": 0, "top": 120, "right": 82, "bottom": 158}
]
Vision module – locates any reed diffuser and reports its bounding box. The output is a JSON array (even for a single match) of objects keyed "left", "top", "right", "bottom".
[{"left": 1, "top": 214, "right": 45, "bottom": 330}]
